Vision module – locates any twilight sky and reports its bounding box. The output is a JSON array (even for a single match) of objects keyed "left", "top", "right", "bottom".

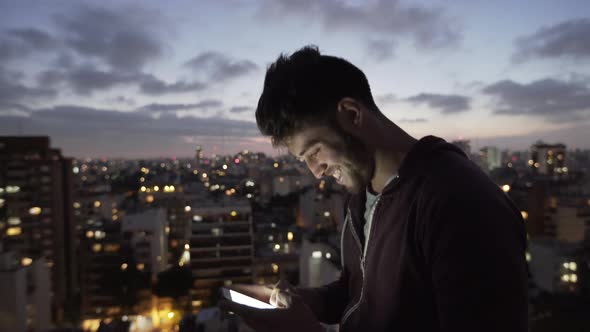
[{"left": 0, "top": 0, "right": 589, "bottom": 158}]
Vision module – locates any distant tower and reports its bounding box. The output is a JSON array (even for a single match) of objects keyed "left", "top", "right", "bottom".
[{"left": 195, "top": 145, "right": 203, "bottom": 165}]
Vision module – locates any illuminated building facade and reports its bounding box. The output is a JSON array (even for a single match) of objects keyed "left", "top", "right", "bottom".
[{"left": 0, "top": 136, "right": 78, "bottom": 324}]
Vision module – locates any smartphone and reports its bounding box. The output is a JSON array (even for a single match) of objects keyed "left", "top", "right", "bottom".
[{"left": 220, "top": 287, "right": 276, "bottom": 309}]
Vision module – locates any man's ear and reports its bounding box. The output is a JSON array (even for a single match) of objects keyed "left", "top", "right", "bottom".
[{"left": 336, "top": 97, "right": 363, "bottom": 133}]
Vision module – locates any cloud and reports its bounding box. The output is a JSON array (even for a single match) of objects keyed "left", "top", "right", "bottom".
[
  {"left": 366, "top": 39, "right": 396, "bottom": 61},
  {"left": 138, "top": 74, "right": 206, "bottom": 95},
  {"left": 513, "top": 18, "right": 590, "bottom": 63},
  {"left": 38, "top": 66, "right": 142, "bottom": 95},
  {"left": 397, "top": 117, "right": 428, "bottom": 123},
  {"left": 54, "top": 6, "right": 164, "bottom": 71},
  {"left": 482, "top": 78, "right": 590, "bottom": 122},
  {"left": 0, "top": 67, "right": 56, "bottom": 102},
  {"left": 257, "top": 0, "right": 461, "bottom": 50},
  {"left": 0, "top": 28, "right": 57, "bottom": 61},
  {"left": 184, "top": 51, "right": 258, "bottom": 82},
  {"left": 37, "top": 66, "right": 205, "bottom": 96},
  {"left": 138, "top": 100, "right": 223, "bottom": 112},
  {"left": 405, "top": 93, "right": 470, "bottom": 113},
  {"left": 7, "top": 28, "right": 58, "bottom": 50},
  {"left": 376, "top": 93, "right": 397, "bottom": 105},
  {"left": 229, "top": 106, "right": 252, "bottom": 113},
  {"left": 0, "top": 105, "right": 262, "bottom": 157}
]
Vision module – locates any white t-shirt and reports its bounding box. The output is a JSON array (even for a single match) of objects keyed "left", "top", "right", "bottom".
[{"left": 363, "top": 174, "right": 397, "bottom": 257}]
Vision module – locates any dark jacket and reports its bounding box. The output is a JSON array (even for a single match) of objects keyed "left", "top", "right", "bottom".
[{"left": 301, "top": 135, "right": 528, "bottom": 331}]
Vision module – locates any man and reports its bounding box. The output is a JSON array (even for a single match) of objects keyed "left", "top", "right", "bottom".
[{"left": 220, "top": 46, "right": 528, "bottom": 332}]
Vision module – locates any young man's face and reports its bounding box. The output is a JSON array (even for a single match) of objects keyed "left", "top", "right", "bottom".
[{"left": 285, "top": 124, "right": 372, "bottom": 194}]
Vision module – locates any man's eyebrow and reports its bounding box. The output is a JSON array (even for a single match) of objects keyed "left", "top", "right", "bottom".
[{"left": 298, "top": 139, "right": 321, "bottom": 158}]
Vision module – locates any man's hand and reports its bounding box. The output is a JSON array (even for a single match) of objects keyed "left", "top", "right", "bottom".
[{"left": 220, "top": 281, "right": 323, "bottom": 332}]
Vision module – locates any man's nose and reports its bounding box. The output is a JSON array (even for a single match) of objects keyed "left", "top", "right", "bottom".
[{"left": 307, "top": 159, "right": 327, "bottom": 179}]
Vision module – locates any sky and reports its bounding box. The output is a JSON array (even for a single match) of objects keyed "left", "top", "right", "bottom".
[{"left": 0, "top": 0, "right": 589, "bottom": 158}]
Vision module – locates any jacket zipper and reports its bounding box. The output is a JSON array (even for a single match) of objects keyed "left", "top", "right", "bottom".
[{"left": 340, "top": 197, "right": 381, "bottom": 328}]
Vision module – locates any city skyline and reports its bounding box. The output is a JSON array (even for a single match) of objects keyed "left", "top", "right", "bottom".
[{"left": 1, "top": 0, "right": 590, "bottom": 158}]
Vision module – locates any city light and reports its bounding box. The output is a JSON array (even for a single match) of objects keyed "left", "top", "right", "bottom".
[
  {"left": 245, "top": 180, "right": 255, "bottom": 187},
  {"left": 324, "top": 211, "right": 331, "bottom": 217},
  {"left": 184, "top": 205, "right": 191, "bottom": 212},
  {"left": 8, "top": 217, "right": 21, "bottom": 225},
  {"left": 92, "top": 244, "right": 102, "bottom": 252},
  {"left": 274, "top": 244, "right": 281, "bottom": 251},
  {"left": 0, "top": 198, "right": 3, "bottom": 208},
  {"left": 167, "top": 312, "right": 174, "bottom": 319},
  {"left": 86, "top": 230, "right": 94, "bottom": 238},
  {"left": 6, "top": 185, "right": 20, "bottom": 194},
  {"left": 273, "top": 162, "right": 279, "bottom": 168},
  {"left": 137, "top": 263, "right": 145, "bottom": 271},
  {"left": 222, "top": 164, "right": 228, "bottom": 170},
  {"left": 6, "top": 227, "right": 22, "bottom": 236},
  {"left": 312, "top": 251, "right": 322, "bottom": 258},
  {"left": 154, "top": 185, "right": 159, "bottom": 191},
  {"left": 29, "top": 206, "right": 42, "bottom": 215},
  {"left": 94, "top": 201, "right": 101, "bottom": 208},
  {"left": 326, "top": 252, "right": 332, "bottom": 259},
  {"left": 21, "top": 257, "right": 33, "bottom": 266},
  {"left": 121, "top": 263, "right": 128, "bottom": 270},
  {"left": 184, "top": 244, "right": 190, "bottom": 250},
  {"left": 193, "top": 215, "right": 203, "bottom": 222},
  {"left": 230, "top": 210, "right": 237, "bottom": 217},
  {"left": 521, "top": 211, "right": 528, "bottom": 220},
  {"left": 287, "top": 232, "right": 294, "bottom": 241},
  {"left": 501, "top": 184, "right": 510, "bottom": 193},
  {"left": 145, "top": 195, "right": 154, "bottom": 203},
  {"left": 73, "top": 166, "right": 79, "bottom": 174},
  {"left": 271, "top": 263, "right": 279, "bottom": 273},
  {"left": 140, "top": 186, "right": 146, "bottom": 192}
]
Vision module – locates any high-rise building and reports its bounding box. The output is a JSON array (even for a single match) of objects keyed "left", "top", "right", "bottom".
[
  {"left": 188, "top": 200, "right": 254, "bottom": 311},
  {"left": 0, "top": 250, "right": 52, "bottom": 332},
  {"left": 480, "top": 146, "right": 502, "bottom": 171},
  {"left": 0, "top": 136, "right": 78, "bottom": 324},
  {"left": 195, "top": 145, "right": 203, "bottom": 166},
  {"left": 530, "top": 142, "right": 567, "bottom": 175}
]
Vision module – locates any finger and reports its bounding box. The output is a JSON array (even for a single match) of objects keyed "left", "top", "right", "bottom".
[
  {"left": 273, "top": 279, "right": 292, "bottom": 291},
  {"left": 270, "top": 288, "right": 292, "bottom": 308}
]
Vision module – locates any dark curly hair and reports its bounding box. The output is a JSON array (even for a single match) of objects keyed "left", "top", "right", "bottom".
[{"left": 255, "top": 45, "right": 380, "bottom": 147}]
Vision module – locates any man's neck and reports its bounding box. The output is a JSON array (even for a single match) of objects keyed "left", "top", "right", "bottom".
[{"left": 368, "top": 123, "right": 417, "bottom": 193}]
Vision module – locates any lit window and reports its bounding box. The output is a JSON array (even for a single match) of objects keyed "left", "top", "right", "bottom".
[
  {"left": 146, "top": 195, "right": 154, "bottom": 203},
  {"left": 73, "top": 166, "right": 79, "bottom": 174},
  {"left": 6, "top": 185, "right": 20, "bottom": 194},
  {"left": 92, "top": 244, "right": 102, "bottom": 252},
  {"left": 570, "top": 262, "right": 577, "bottom": 271},
  {"left": 121, "top": 263, "right": 128, "bottom": 270},
  {"left": 29, "top": 207, "right": 42, "bottom": 215},
  {"left": 274, "top": 244, "right": 281, "bottom": 252},
  {"left": 86, "top": 230, "right": 94, "bottom": 238},
  {"left": 326, "top": 252, "right": 332, "bottom": 259},
  {"left": 324, "top": 211, "right": 331, "bottom": 217},
  {"left": 94, "top": 201, "right": 101, "bottom": 208},
  {"left": 271, "top": 263, "right": 279, "bottom": 273},
  {"left": 6, "top": 227, "right": 22, "bottom": 236},
  {"left": 184, "top": 205, "right": 191, "bottom": 212},
  {"left": 137, "top": 263, "right": 145, "bottom": 271},
  {"left": 73, "top": 202, "right": 81, "bottom": 209},
  {"left": 312, "top": 251, "right": 322, "bottom": 258},
  {"left": 287, "top": 232, "right": 294, "bottom": 241},
  {"left": 273, "top": 162, "right": 279, "bottom": 168},
  {"left": 571, "top": 274, "right": 578, "bottom": 283},
  {"left": 21, "top": 257, "right": 33, "bottom": 266},
  {"left": 8, "top": 217, "right": 21, "bottom": 225},
  {"left": 154, "top": 186, "right": 159, "bottom": 192},
  {"left": 230, "top": 211, "right": 237, "bottom": 217},
  {"left": 193, "top": 215, "right": 203, "bottom": 222}
]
